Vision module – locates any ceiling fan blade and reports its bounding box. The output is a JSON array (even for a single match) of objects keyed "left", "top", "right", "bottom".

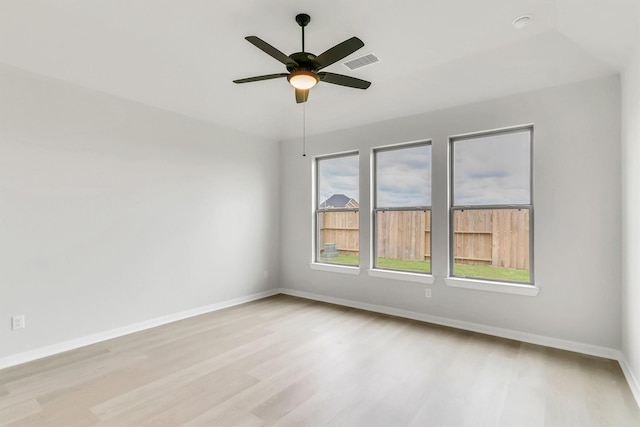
[
  {"left": 315, "top": 37, "right": 364, "bottom": 70},
  {"left": 245, "top": 36, "right": 298, "bottom": 67},
  {"left": 295, "top": 89, "right": 309, "bottom": 103},
  {"left": 319, "top": 72, "right": 371, "bottom": 89},
  {"left": 233, "top": 73, "right": 289, "bottom": 84}
]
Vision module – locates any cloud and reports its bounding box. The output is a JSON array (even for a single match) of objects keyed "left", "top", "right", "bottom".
[
  {"left": 376, "top": 145, "right": 431, "bottom": 207},
  {"left": 453, "top": 130, "right": 530, "bottom": 205},
  {"left": 468, "top": 170, "right": 509, "bottom": 179},
  {"left": 318, "top": 154, "right": 359, "bottom": 203}
]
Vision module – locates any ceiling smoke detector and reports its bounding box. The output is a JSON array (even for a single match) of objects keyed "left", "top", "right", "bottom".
[{"left": 512, "top": 15, "right": 532, "bottom": 29}]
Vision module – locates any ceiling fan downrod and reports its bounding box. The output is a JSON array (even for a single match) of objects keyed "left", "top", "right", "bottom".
[{"left": 296, "top": 13, "right": 311, "bottom": 52}]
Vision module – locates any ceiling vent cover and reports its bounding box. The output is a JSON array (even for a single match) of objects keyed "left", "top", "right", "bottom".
[{"left": 343, "top": 53, "right": 380, "bottom": 70}]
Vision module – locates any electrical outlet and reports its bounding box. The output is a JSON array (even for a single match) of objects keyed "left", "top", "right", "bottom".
[
  {"left": 263, "top": 270, "right": 269, "bottom": 279},
  {"left": 425, "top": 288, "right": 432, "bottom": 298},
  {"left": 12, "top": 315, "right": 25, "bottom": 330}
]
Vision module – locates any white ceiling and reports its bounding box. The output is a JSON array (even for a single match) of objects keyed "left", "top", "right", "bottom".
[{"left": 0, "top": 0, "right": 637, "bottom": 141}]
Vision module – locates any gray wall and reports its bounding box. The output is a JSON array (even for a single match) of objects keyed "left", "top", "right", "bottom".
[
  {"left": 0, "top": 64, "right": 280, "bottom": 360},
  {"left": 280, "top": 76, "right": 621, "bottom": 349},
  {"left": 622, "top": 48, "right": 640, "bottom": 393}
]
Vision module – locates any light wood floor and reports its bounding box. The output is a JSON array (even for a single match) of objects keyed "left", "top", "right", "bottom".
[{"left": 1, "top": 294, "right": 639, "bottom": 426}]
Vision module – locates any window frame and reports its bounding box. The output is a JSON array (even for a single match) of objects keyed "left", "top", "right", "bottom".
[
  {"left": 371, "top": 141, "right": 433, "bottom": 276},
  {"left": 313, "top": 151, "right": 360, "bottom": 269},
  {"left": 449, "top": 125, "right": 535, "bottom": 286}
]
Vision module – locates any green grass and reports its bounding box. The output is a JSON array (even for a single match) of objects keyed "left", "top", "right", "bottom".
[
  {"left": 321, "top": 255, "right": 529, "bottom": 282},
  {"left": 376, "top": 258, "right": 430, "bottom": 273},
  {"left": 322, "top": 254, "right": 359, "bottom": 266},
  {"left": 453, "top": 263, "right": 529, "bottom": 282}
]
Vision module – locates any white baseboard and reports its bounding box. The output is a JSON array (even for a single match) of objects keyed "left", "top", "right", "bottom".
[
  {"left": 3, "top": 286, "right": 638, "bottom": 410},
  {"left": 0, "top": 289, "right": 279, "bottom": 370},
  {"left": 277, "top": 288, "right": 621, "bottom": 360},
  {"left": 619, "top": 356, "right": 640, "bottom": 408}
]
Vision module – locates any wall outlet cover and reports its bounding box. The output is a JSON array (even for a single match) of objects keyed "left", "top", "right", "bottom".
[{"left": 12, "top": 315, "right": 25, "bottom": 330}]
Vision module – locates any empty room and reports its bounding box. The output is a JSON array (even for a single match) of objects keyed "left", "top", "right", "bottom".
[{"left": 1, "top": 1, "right": 640, "bottom": 426}]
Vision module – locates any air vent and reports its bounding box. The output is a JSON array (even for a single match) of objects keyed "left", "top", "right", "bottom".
[{"left": 343, "top": 53, "right": 380, "bottom": 70}]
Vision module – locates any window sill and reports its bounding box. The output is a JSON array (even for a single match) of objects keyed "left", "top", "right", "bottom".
[
  {"left": 368, "top": 268, "right": 435, "bottom": 284},
  {"left": 445, "top": 277, "right": 539, "bottom": 296},
  {"left": 310, "top": 263, "right": 361, "bottom": 275}
]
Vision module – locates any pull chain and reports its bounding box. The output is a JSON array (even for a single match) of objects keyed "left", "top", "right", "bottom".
[{"left": 302, "top": 102, "right": 307, "bottom": 157}]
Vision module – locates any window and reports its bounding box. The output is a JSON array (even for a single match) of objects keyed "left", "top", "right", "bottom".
[
  {"left": 315, "top": 153, "right": 359, "bottom": 266},
  {"left": 450, "top": 127, "right": 533, "bottom": 284},
  {"left": 373, "top": 142, "right": 432, "bottom": 274}
]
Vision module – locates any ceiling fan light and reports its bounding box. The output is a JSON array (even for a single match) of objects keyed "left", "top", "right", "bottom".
[{"left": 288, "top": 71, "right": 319, "bottom": 90}]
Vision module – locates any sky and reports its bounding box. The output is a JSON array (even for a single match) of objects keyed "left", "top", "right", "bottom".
[
  {"left": 317, "top": 129, "right": 530, "bottom": 208},
  {"left": 317, "top": 154, "right": 359, "bottom": 206},
  {"left": 453, "top": 130, "right": 530, "bottom": 205},
  {"left": 376, "top": 144, "right": 431, "bottom": 207}
]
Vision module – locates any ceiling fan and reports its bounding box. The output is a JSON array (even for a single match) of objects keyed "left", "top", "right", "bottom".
[{"left": 233, "top": 13, "right": 371, "bottom": 104}]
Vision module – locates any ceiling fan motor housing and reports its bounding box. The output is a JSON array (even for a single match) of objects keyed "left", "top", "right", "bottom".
[{"left": 287, "top": 52, "right": 320, "bottom": 74}]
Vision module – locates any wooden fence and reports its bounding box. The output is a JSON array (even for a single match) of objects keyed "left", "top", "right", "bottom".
[
  {"left": 376, "top": 210, "right": 431, "bottom": 261},
  {"left": 318, "top": 209, "right": 529, "bottom": 270},
  {"left": 453, "top": 209, "right": 529, "bottom": 270},
  {"left": 318, "top": 211, "right": 360, "bottom": 255}
]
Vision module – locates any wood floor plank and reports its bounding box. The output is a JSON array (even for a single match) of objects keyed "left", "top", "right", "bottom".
[
  {"left": 0, "top": 352, "right": 146, "bottom": 413},
  {"left": 0, "top": 399, "right": 41, "bottom": 426},
  {"left": 7, "top": 407, "right": 100, "bottom": 427},
  {"left": 95, "top": 371, "right": 259, "bottom": 426},
  {"left": 90, "top": 331, "right": 271, "bottom": 420},
  {"left": 497, "top": 343, "right": 547, "bottom": 427},
  {"left": 0, "top": 346, "right": 111, "bottom": 386},
  {"left": 0, "top": 294, "right": 638, "bottom": 426}
]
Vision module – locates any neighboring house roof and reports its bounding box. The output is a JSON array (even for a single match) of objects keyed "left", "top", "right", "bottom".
[{"left": 319, "top": 194, "right": 359, "bottom": 209}]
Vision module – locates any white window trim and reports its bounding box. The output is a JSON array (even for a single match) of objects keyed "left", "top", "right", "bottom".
[
  {"left": 445, "top": 277, "right": 540, "bottom": 296},
  {"left": 310, "top": 262, "right": 361, "bottom": 275},
  {"left": 372, "top": 140, "right": 433, "bottom": 276},
  {"left": 449, "top": 125, "right": 535, "bottom": 288},
  {"left": 313, "top": 151, "right": 360, "bottom": 268},
  {"left": 368, "top": 268, "right": 435, "bottom": 284}
]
